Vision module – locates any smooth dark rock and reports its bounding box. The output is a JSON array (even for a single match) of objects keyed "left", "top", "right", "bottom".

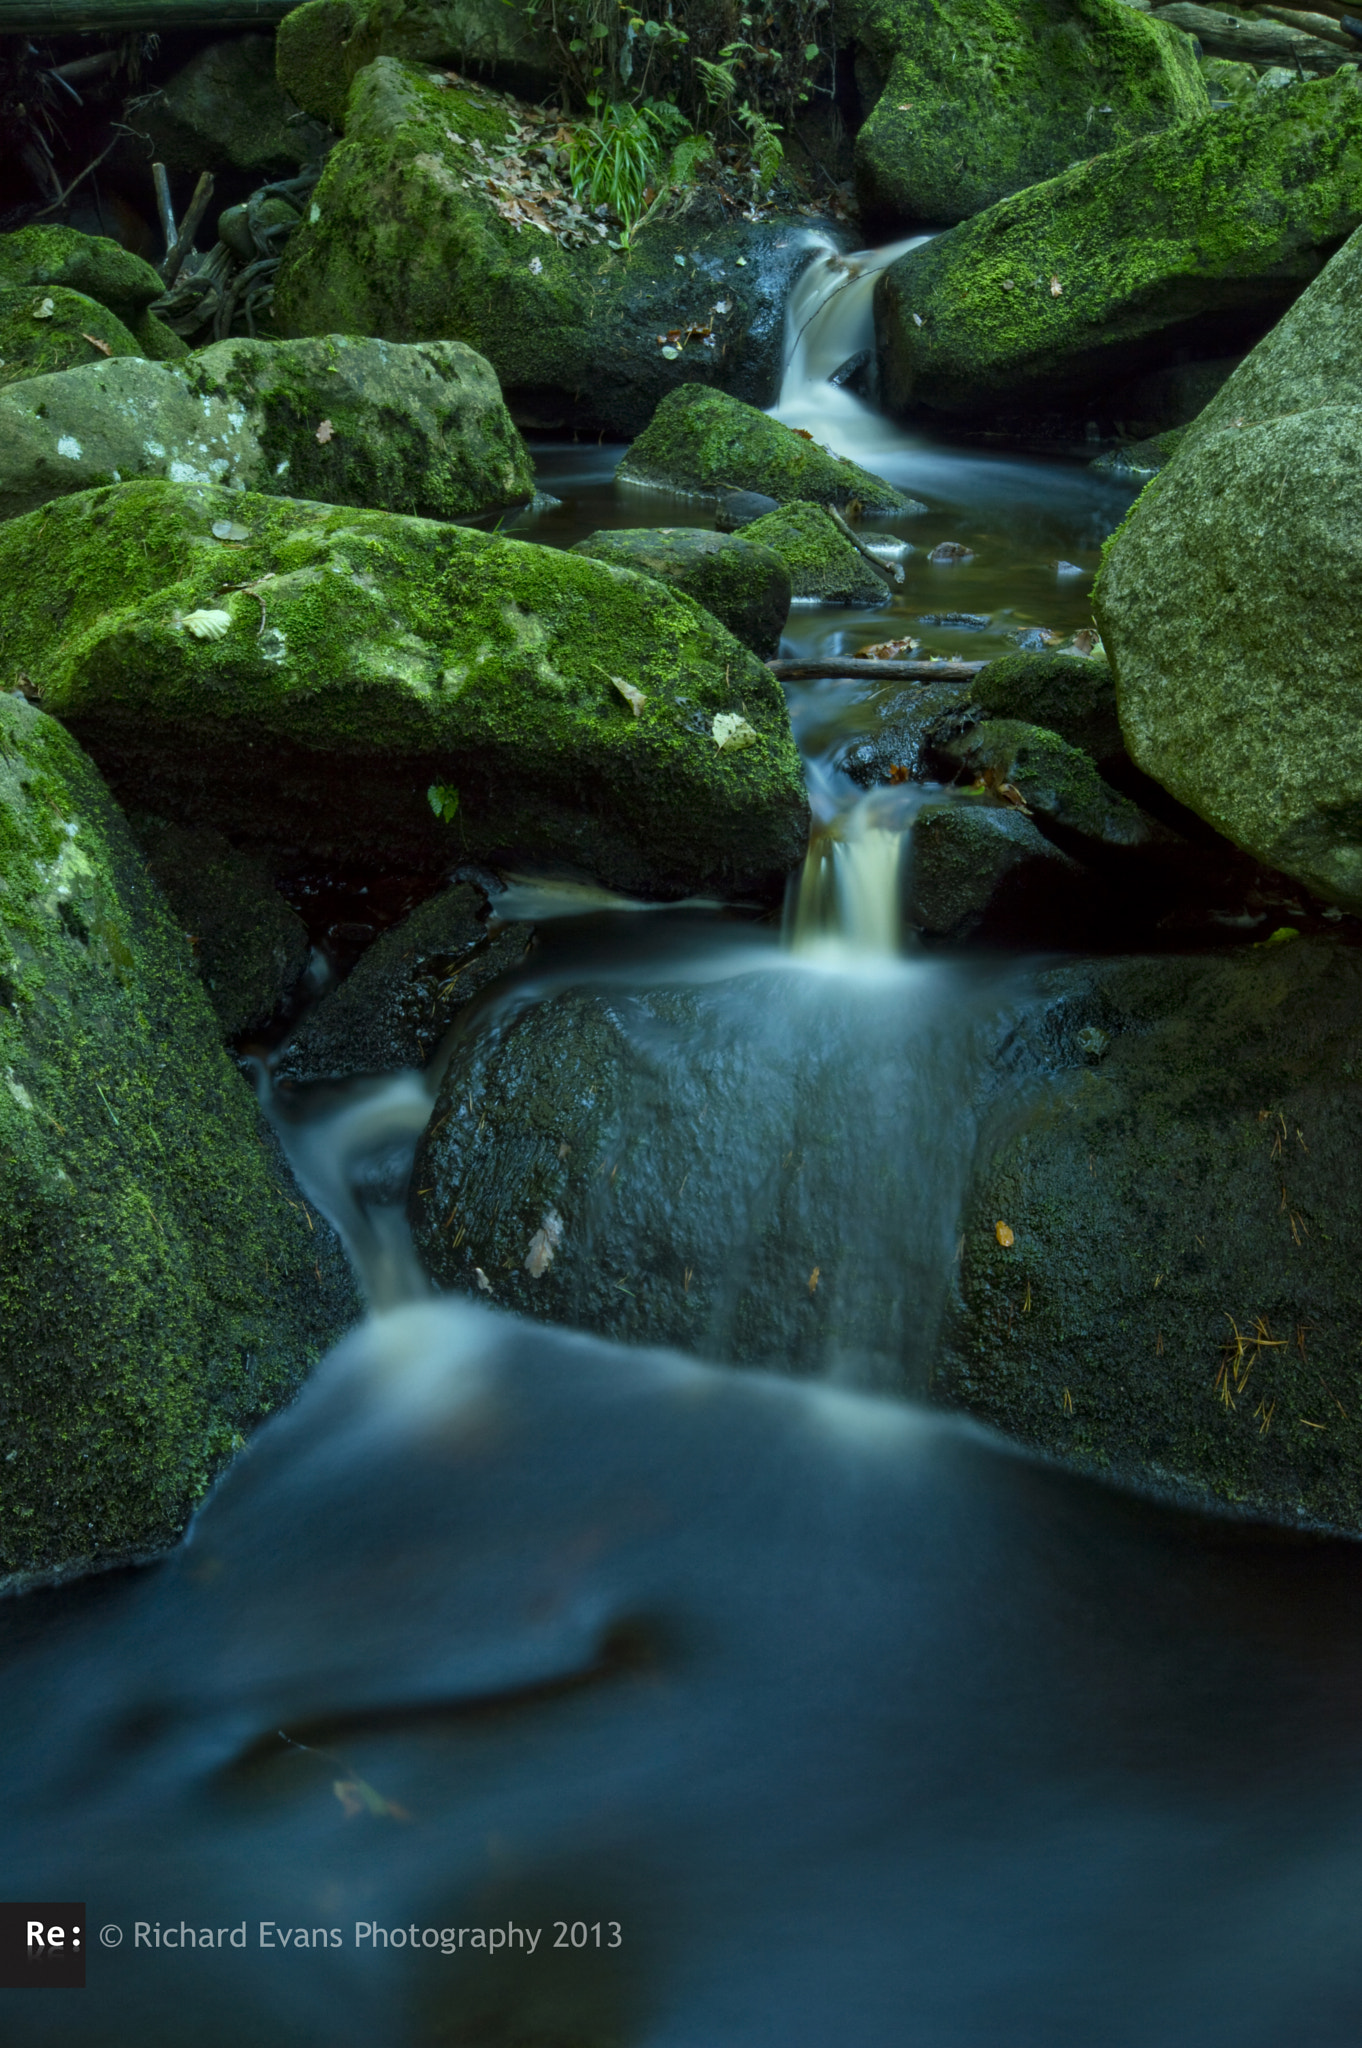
[{"left": 909, "top": 799, "right": 1094, "bottom": 947}]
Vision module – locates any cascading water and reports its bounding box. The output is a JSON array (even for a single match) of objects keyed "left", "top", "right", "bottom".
[{"left": 773, "top": 232, "right": 932, "bottom": 460}]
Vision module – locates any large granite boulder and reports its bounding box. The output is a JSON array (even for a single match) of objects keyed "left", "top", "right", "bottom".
[
  {"left": 875, "top": 72, "right": 1362, "bottom": 436},
  {"left": 839, "top": 0, "right": 1207, "bottom": 230},
  {"left": 619, "top": 384, "right": 917, "bottom": 512},
  {"left": 0, "top": 479, "right": 808, "bottom": 901},
  {"left": 1093, "top": 223, "right": 1362, "bottom": 910},
  {"left": 271, "top": 59, "right": 841, "bottom": 437},
  {"left": 0, "top": 226, "right": 185, "bottom": 363},
  {"left": 571, "top": 527, "right": 792, "bottom": 657},
  {"left": 0, "top": 333, "right": 532, "bottom": 524},
  {"left": 277, "top": 0, "right": 557, "bottom": 131},
  {"left": 938, "top": 939, "right": 1362, "bottom": 1529},
  {"left": 0, "top": 694, "right": 357, "bottom": 1588}
]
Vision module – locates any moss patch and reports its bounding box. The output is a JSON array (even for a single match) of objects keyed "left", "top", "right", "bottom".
[
  {"left": 0, "top": 478, "right": 809, "bottom": 902},
  {"left": 571, "top": 527, "right": 792, "bottom": 656},
  {"left": 620, "top": 386, "right": 914, "bottom": 512},
  {"left": 0, "top": 287, "right": 141, "bottom": 390},
  {"left": 0, "top": 695, "right": 357, "bottom": 1585},
  {"left": 741, "top": 498, "right": 896, "bottom": 603}
]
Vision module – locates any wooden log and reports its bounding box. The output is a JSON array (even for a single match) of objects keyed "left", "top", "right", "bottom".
[
  {"left": 1152, "top": 2, "right": 1345, "bottom": 66},
  {"left": 766, "top": 658, "right": 987, "bottom": 684},
  {"left": 0, "top": 0, "right": 295, "bottom": 33},
  {"left": 1255, "top": 5, "right": 1355, "bottom": 45}
]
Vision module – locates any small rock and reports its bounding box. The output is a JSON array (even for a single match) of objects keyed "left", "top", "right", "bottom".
[{"left": 928, "top": 541, "right": 974, "bottom": 563}]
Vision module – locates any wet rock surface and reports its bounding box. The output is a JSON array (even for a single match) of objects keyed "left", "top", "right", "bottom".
[
  {"left": 908, "top": 800, "right": 1095, "bottom": 948},
  {"left": 620, "top": 382, "right": 919, "bottom": 511},
  {"left": 0, "top": 695, "right": 357, "bottom": 1588},
  {"left": 116, "top": 34, "right": 332, "bottom": 192}
]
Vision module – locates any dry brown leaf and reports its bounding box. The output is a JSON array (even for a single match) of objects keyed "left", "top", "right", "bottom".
[
  {"left": 860, "top": 636, "right": 922, "bottom": 660},
  {"left": 81, "top": 332, "right": 114, "bottom": 357},
  {"left": 995, "top": 1221, "right": 1015, "bottom": 1248},
  {"left": 315, "top": 418, "right": 334, "bottom": 444}
]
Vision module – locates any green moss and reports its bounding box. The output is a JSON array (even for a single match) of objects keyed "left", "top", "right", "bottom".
[
  {"left": 277, "top": 0, "right": 358, "bottom": 129},
  {"left": 571, "top": 527, "right": 792, "bottom": 656},
  {"left": 846, "top": 0, "right": 1208, "bottom": 228},
  {"left": 940, "top": 718, "right": 1163, "bottom": 852},
  {"left": 0, "top": 696, "right": 357, "bottom": 1585},
  {"left": 968, "top": 651, "right": 1124, "bottom": 763},
  {"left": 276, "top": 0, "right": 553, "bottom": 130},
  {"left": 620, "top": 386, "right": 914, "bottom": 512},
  {"left": 0, "top": 287, "right": 140, "bottom": 389},
  {"left": 740, "top": 498, "right": 894, "bottom": 603},
  {"left": 0, "top": 226, "right": 166, "bottom": 327},
  {"left": 0, "top": 478, "right": 809, "bottom": 902},
  {"left": 876, "top": 70, "right": 1362, "bottom": 425}
]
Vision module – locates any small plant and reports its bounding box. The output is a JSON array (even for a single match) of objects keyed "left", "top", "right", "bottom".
[
  {"left": 427, "top": 783, "right": 460, "bottom": 825},
  {"left": 737, "top": 100, "right": 784, "bottom": 190},
  {"left": 569, "top": 97, "right": 673, "bottom": 242}
]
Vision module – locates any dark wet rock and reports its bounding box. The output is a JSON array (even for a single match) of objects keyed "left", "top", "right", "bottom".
[
  {"left": 927, "top": 541, "right": 974, "bottom": 562},
  {"left": 278, "top": 0, "right": 558, "bottom": 131},
  {"left": 0, "top": 334, "right": 533, "bottom": 524},
  {"left": 408, "top": 962, "right": 993, "bottom": 1376},
  {"left": 916, "top": 611, "right": 991, "bottom": 630},
  {"left": 938, "top": 937, "right": 1362, "bottom": 1528},
  {"left": 620, "top": 384, "right": 916, "bottom": 513},
  {"left": 1111, "top": 352, "right": 1242, "bottom": 439},
  {"left": 0, "top": 695, "right": 358, "bottom": 1588},
  {"left": 0, "top": 287, "right": 140, "bottom": 390},
  {"left": 0, "top": 479, "right": 807, "bottom": 902},
  {"left": 741, "top": 499, "right": 895, "bottom": 604},
  {"left": 273, "top": 883, "right": 530, "bottom": 1083},
  {"left": 272, "top": 60, "right": 841, "bottom": 439},
  {"left": 132, "top": 818, "right": 310, "bottom": 1040},
  {"left": 841, "top": 0, "right": 1207, "bottom": 229},
  {"left": 118, "top": 35, "right": 332, "bottom": 190},
  {"left": 1094, "top": 220, "right": 1362, "bottom": 912},
  {"left": 1090, "top": 429, "right": 1186, "bottom": 478},
  {"left": 909, "top": 800, "right": 1094, "bottom": 947},
  {"left": 713, "top": 487, "right": 781, "bottom": 532},
  {"left": 571, "top": 527, "right": 792, "bottom": 657},
  {"left": 875, "top": 73, "right": 1362, "bottom": 435},
  {"left": 0, "top": 226, "right": 185, "bottom": 364},
  {"left": 936, "top": 720, "right": 1182, "bottom": 862}
]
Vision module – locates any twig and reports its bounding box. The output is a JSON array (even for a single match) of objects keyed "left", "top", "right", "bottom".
[
  {"left": 827, "top": 504, "right": 904, "bottom": 585},
  {"left": 31, "top": 133, "right": 121, "bottom": 220},
  {"left": 766, "top": 656, "right": 986, "bottom": 683},
  {"left": 151, "top": 161, "right": 177, "bottom": 252},
  {"left": 162, "top": 170, "right": 215, "bottom": 285}
]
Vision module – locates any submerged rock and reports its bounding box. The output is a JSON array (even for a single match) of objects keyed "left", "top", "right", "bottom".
[
  {"left": 0, "top": 695, "right": 357, "bottom": 1587},
  {"left": 939, "top": 939, "right": 1362, "bottom": 1529},
  {"left": 273, "top": 881, "right": 530, "bottom": 1083},
  {"left": 272, "top": 60, "right": 835, "bottom": 438},
  {"left": 0, "top": 333, "right": 533, "bottom": 524},
  {"left": 0, "top": 226, "right": 185, "bottom": 363},
  {"left": 0, "top": 479, "right": 808, "bottom": 901},
  {"left": 842, "top": 0, "right": 1207, "bottom": 230},
  {"left": 619, "top": 385, "right": 916, "bottom": 512},
  {"left": 741, "top": 499, "right": 896, "bottom": 605},
  {"left": 1094, "top": 223, "right": 1362, "bottom": 911},
  {"left": 875, "top": 73, "right": 1362, "bottom": 434},
  {"left": 0, "top": 286, "right": 140, "bottom": 390},
  {"left": 572, "top": 527, "right": 792, "bottom": 657},
  {"left": 131, "top": 818, "right": 311, "bottom": 1039}
]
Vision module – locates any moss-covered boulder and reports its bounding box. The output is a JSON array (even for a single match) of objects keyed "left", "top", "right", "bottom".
[
  {"left": 125, "top": 34, "right": 332, "bottom": 187},
  {"left": 571, "top": 527, "right": 792, "bottom": 657},
  {"left": 273, "top": 881, "right": 528, "bottom": 1082},
  {"left": 0, "top": 287, "right": 141, "bottom": 391},
  {"left": 938, "top": 939, "right": 1362, "bottom": 1528},
  {"left": 0, "top": 694, "right": 358, "bottom": 1587},
  {"left": 132, "top": 819, "right": 311, "bottom": 1039},
  {"left": 741, "top": 499, "right": 897, "bottom": 604},
  {"left": 619, "top": 386, "right": 915, "bottom": 513},
  {"left": 908, "top": 799, "right": 1092, "bottom": 946},
  {"left": 0, "top": 479, "right": 808, "bottom": 901},
  {"left": 277, "top": 0, "right": 556, "bottom": 131},
  {"left": 271, "top": 59, "right": 840, "bottom": 437},
  {"left": 936, "top": 719, "right": 1178, "bottom": 859},
  {"left": 0, "top": 227, "right": 186, "bottom": 364},
  {"left": 840, "top": 0, "right": 1207, "bottom": 230},
  {"left": 874, "top": 72, "right": 1362, "bottom": 434},
  {"left": 0, "top": 334, "right": 532, "bottom": 524},
  {"left": 1094, "top": 223, "right": 1362, "bottom": 910}
]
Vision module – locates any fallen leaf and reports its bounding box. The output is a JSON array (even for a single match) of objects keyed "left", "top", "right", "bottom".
[
  {"left": 911, "top": 312, "right": 923, "bottom": 327},
  {"left": 808, "top": 1266, "right": 820, "bottom": 1294},
  {"left": 712, "top": 711, "right": 758, "bottom": 752},
  {"left": 860, "top": 636, "right": 922, "bottom": 659},
  {"left": 1068, "top": 627, "right": 1102, "bottom": 656},
  {"left": 983, "top": 770, "right": 1032, "bottom": 815},
  {"left": 887, "top": 765, "right": 912, "bottom": 784},
  {"left": 31, "top": 297, "right": 54, "bottom": 320},
  {"left": 524, "top": 1208, "right": 564, "bottom": 1278},
  {"left": 610, "top": 674, "right": 647, "bottom": 718},
  {"left": 315, "top": 418, "right": 334, "bottom": 444},
  {"left": 1001, "top": 279, "right": 1015, "bottom": 292},
  {"left": 474, "top": 1267, "right": 492, "bottom": 1293},
  {"left": 211, "top": 518, "right": 249, "bottom": 542},
  {"left": 529, "top": 254, "right": 543, "bottom": 274},
  {"left": 995, "top": 1221, "right": 1015, "bottom": 1247},
  {"left": 1049, "top": 276, "right": 1063, "bottom": 296},
  {"left": 928, "top": 541, "right": 974, "bottom": 564},
  {"left": 181, "top": 608, "right": 233, "bottom": 641},
  {"left": 81, "top": 332, "right": 114, "bottom": 356},
  {"left": 713, "top": 298, "right": 732, "bottom": 314}
]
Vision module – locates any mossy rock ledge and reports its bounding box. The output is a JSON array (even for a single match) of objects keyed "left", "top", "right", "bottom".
[
  {"left": 937, "top": 940, "right": 1362, "bottom": 1532},
  {"left": 839, "top": 0, "right": 1208, "bottom": 230},
  {"left": 0, "top": 333, "right": 533, "bottom": 525},
  {"left": 271, "top": 60, "right": 843, "bottom": 438},
  {"left": 0, "top": 694, "right": 358, "bottom": 1588},
  {"left": 277, "top": 0, "right": 558, "bottom": 131},
  {"left": 0, "top": 479, "right": 808, "bottom": 902},
  {"left": 1094, "top": 222, "right": 1362, "bottom": 911},
  {"left": 874, "top": 71, "right": 1362, "bottom": 435},
  {"left": 619, "top": 385, "right": 920, "bottom": 513},
  {"left": 0, "top": 226, "right": 185, "bottom": 364},
  {"left": 571, "top": 527, "right": 792, "bottom": 658},
  {"left": 0, "top": 287, "right": 141, "bottom": 393}
]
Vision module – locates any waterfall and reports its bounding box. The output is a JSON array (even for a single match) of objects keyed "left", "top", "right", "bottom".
[
  {"left": 786, "top": 783, "right": 930, "bottom": 961},
  {"left": 773, "top": 233, "right": 932, "bottom": 461}
]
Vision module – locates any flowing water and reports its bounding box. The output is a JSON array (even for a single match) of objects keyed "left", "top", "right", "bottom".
[{"left": 5, "top": 243, "right": 1358, "bottom": 2045}]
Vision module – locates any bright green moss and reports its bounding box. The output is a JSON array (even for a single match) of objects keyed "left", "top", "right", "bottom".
[
  {"left": 571, "top": 527, "right": 792, "bottom": 656},
  {"left": 0, "top": 287, "right": 141, "bottom": 389},
  {"left": 846, "top": 0, "right": 1208, "bottom": 227},
  {"left": 0, "top": 478, "right": 809, "bottom": 901},
  {"left": 740, "top": 499, "right": 893, "bottom": 603},
  {"left": 620, "top": 386, "right": 914, "bottom": 512},
  {"left": 876, "top": 70, "right": 1362, "bottom": 424},
  {"left": 0, "top": 695, "right": 358, "bottom": 1586}
]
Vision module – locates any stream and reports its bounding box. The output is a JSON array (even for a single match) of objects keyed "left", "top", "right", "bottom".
[{"left": 6, "top": 242, "right": 1362, "bottom": 2045}]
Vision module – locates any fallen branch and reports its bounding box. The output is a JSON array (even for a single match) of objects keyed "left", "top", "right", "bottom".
[
  {"left": 767, "top": 657, "right": 987, "bottom": 683},
  {"left": 162, "top": 170, "right": 215, "bottom": 286},
  {"left": 31, "top": 132, "right": 121, "bottom": 220},
  {"left": 826, "top": 505, "right": 904, "bottom": 586},
  {"left": 0, "top": 0, "right": 295, "bottom": 28},
  {"left": 1151, "top": 3, "right": 1344, "bottom": 69}
]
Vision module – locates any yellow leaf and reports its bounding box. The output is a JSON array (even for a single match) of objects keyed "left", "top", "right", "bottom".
[{"left": 995, "top": 1221, "right": 1015, "bottom": 1247}]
